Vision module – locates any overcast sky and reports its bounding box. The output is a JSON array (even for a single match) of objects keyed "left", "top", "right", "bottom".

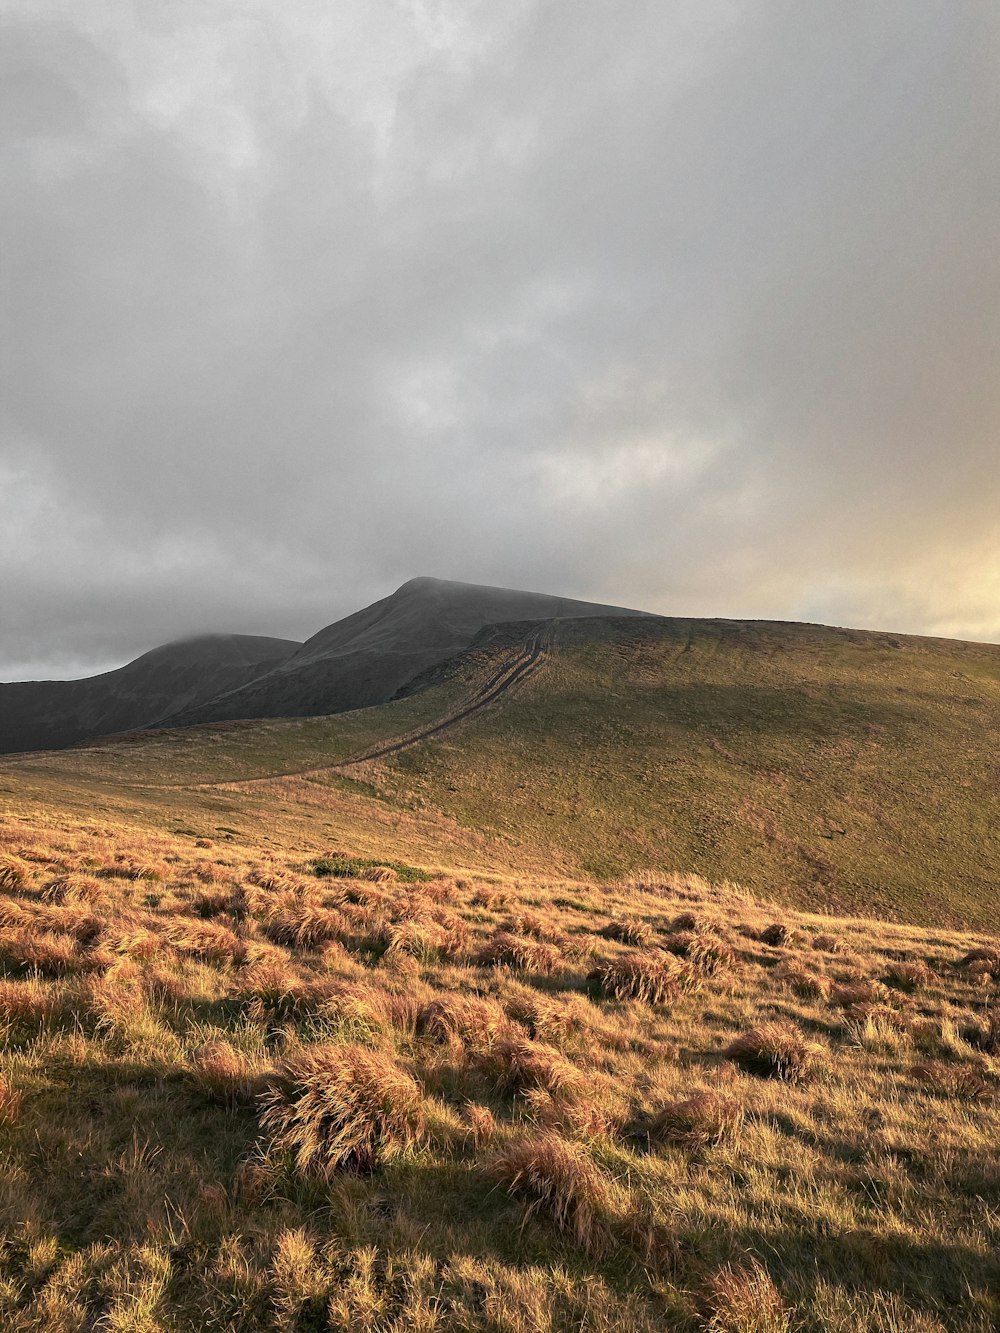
[{"left": 2, "top": 1, "right": 998, "bottom": 679}]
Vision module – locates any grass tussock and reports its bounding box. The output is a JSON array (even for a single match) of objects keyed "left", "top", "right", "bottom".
[
  {"left": 588, "top": 952, "right": 694, "bottom": 1005},
  {"left": 0, "top": 854, "right": 30, "bottom": 891},
  {"left": 599, "top": 918, "right": 654, "bottom": 947},
  {"left": 724, "top": 1023, "right": 824, "bottom": 1083},
  {"left": 475, "top": 931, "right": 563, "bottom": 974},
  {"left": 702, "top": 1259, "right": 790, "bottom": 1333},
  {"left": 259, "top": 1043, "right": 426, "bottom": 1177},
  {"left": 882, "top": 959, "right": 933, "bottom": 992},
  {"left": 758, "top": 923, "right": 794, "bottom": 948},
  {"left": 486, "top": 1133, "right": 613, "bottom": 1256},
  {"left": 473, "top": 1037, "right": 584, "bottom": 1100},
  {"left": 626, "top": 1091, "right": 744, "bottom": 1150}
]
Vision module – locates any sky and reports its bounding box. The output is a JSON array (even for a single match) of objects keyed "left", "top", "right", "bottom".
[{"left": 2, "top": 1, "right": 999, "bottom": 680}]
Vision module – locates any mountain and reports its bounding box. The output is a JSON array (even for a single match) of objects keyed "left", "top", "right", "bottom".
[
  {"left": 0, "top": 634, "right": 300, "bottom": 754},
  {"left": 5, "top": 612, "right": 998, "bottom": 930},
  {"left": 162, "top": 576, "right": 650, "bottom": 728}
]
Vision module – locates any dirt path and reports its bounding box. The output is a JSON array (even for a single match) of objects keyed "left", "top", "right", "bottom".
[
  {"left": 181, "top": 629, "right": 548, "bottom": 789},
  {"left": 334, "top": 629, "right": 546, "bottom": 767}
]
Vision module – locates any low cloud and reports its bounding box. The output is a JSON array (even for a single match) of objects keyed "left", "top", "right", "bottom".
[{"left": 2, "top": 1, "right": 998, "bottom": 677}]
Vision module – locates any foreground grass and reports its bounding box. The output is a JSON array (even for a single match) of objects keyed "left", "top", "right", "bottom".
[{"left": 0, "top": 810, "right": 996, "bottom": 1331}]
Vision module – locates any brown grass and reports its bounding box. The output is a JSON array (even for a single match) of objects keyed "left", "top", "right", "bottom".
[
  {"left": 626, "top": 1091, "right": 744, "bottom": 1150},
  {"left": 0, "top": 854, "right": 30, "bottom": 892},
  {"left": 588, "top": 952, "right": 694, "bottom": 1005},
  {"left": 724, "top": 1022, "right": 823, "bottom": 1083},
  {"left": 191, "top": 1040, "right": 269, "bottom": 1104},
  {"left": 0, "top": 1074, "right": 22, "bottom": 1126},
  {"left": 702, "top": 1259, "right": 790, "bottom": 1333},
  {"left": 882, "top": 959, "right": 933, "bottom": 992},
  {"left": 473, "top": 1037, "right": 583, "bottom": 1100},
  {"left": 475, "top": 931, "right": 562, "bottom": 974},
  {"left": 599, "top": 918, "right": 654, "bottom": 947},
  {"left": 758, "top": 923, "right": 794, "bottom": 948},
  {"left": 259, "top": 1043, "right": 426, "bottom": 1177},
  {"left": 486, "top": 1133, "right": 613, "bottom": 1256}
]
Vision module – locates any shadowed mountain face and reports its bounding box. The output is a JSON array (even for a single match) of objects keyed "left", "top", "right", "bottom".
[
  {"left": 0, "top": 578, "right": 649, "bottom": 753},
  {"left": 0, "top": 635, "right": 301, "bottom": 754},
  {"left": 166, "top": 577, "right": 650, "bottom": 728}
]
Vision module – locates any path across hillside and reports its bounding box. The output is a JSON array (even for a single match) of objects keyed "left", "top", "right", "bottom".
[
  {"left": 173, "top": 628, "right": 548, "bottom": 788},
  {"left": 333, "top": 629, "right": 546, "bottom": 767}
]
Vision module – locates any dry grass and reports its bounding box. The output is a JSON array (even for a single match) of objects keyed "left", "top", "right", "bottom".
[
  {"left": 260, "top": 1043, "right": 426, "bottom": 1177},
  {"left": 626, "top": 1091, "right": 744, "bottom": 1151},
  {"left": 724, "top": 1023, "right": 824, "bottom": 1083},
  {"left": 0, "top": 854, "right": 30, "bottom": 891},
  {"left": 486, "top": 1133, "right": 614, "bottom": 1256},
  {"left": 702, "top": 1260, "right": 790, "bottom": 1333},
  {"left": 475, "top": 930, "right": 563, "bottom": 974},
  {"left": 473, "top": 1037, "right": 584, "bottom": 1100},
  {"left": 588, "top": 952, "right": 694, "bottom": 1005},
  {"left": 599, "top": 918, "right": 654, "bottom": 947},
  {"left": 0, "top": 806, "right": 994, "bottom": 1330},
  {"left": 758, "top": 923, "right": 794, "bottom": 948}
]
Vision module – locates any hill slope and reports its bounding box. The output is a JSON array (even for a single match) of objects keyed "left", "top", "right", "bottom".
[
  {"left": 0, "top": 634, "right": 300, "bottom": 754},
  {"left": 165, "top": 576, "right": 649, "bottom": 727},
  {"left": 3, "top": 614, "right": 998, "bottom": 930}
]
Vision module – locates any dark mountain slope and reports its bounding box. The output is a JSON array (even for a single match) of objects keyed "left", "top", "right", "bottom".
[
  {"left": 166, "top": 576, "right": 649, "bottom": 727},
  {"left": 0, "top": 634, "right": 300, "bottom": 754}
]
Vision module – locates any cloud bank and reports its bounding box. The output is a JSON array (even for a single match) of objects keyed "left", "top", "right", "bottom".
[{"left": 2, "top": 1, "right": 998, "bottom": 677}]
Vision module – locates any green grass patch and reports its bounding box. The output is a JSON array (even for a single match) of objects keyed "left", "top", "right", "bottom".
[{"left": 311, "top": 854, "right": 431, "bottom": 882}]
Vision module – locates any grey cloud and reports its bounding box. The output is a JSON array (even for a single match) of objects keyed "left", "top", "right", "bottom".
[{"left": 2, "top": 0, "right": 998, "bottom": 678}]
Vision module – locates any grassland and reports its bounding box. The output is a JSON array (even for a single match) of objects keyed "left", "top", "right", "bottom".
[
  {"left": 0, "top": 805, "right": 996, "bottom": 1331},
  {"left": 0, "top": 614, "right": 997, "bottom": 1328},
  {"left": 6, "top": 615, "right": 997, "bottom": 929}
]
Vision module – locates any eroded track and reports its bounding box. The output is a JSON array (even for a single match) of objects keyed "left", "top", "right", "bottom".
[{"left": 334, "top": 629, "right": 546, "bottom": 768}]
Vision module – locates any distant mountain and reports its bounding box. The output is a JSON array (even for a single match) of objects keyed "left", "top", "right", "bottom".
[
  {"left": 0, "top": 634, "right": 301, "bottom": 754},
  {"left": 164, "top": 577, "right": 650, "bottom": 728}
]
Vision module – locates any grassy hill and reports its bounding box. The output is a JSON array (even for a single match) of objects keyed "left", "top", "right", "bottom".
[
  {"left": 0, "top": 617, "right": 999, "bottom": 1329},
  {"left": 5, "top": 614, "right": 997, "bottom": 931}
]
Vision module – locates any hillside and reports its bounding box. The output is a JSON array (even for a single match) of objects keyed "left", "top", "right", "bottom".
[
  {"left": 0, "top": 807, "right": 994, "bottom": 1331},
  {"left": 2, "top": 614, "right": 999, "bottom": 931},
  {"left": 0, "top": 634, "right": 300, "bottom": 755},
  {"left": 164, "top": 576, "right": 649, "bottom": 728},
  {"left": 0, "top": 614, "right": 998, "bottom": 1329}
]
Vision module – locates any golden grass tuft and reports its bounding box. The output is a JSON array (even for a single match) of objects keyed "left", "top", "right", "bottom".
[
  {"left": 416, "top": 994, "right": 512, "bottom": 1047},
  {"left": 882, "top": 959, "right": 933, "bottom": 993},
  {"left": 599, "top": 918, "right": 654, "bottom": 947},
  {"left": 811, "top": 933, "right": 840, "bottom": 952},
  {"left": 702, "top": 1259, "right": 790, "bottom": 1333},
  {"left": 261, "top": 896, "right": 347, "bottom": 951},
  {"left": 774, "top": 961, "right": 829, "bottom": 1000},
  {"left": 486, "top": 1133, "right": 613, "bottom": 1256},
  {"left": 0, "top": 853, "right": 31, "bottom": 892},
  {"left": 830, "top": 978, "right": 891, "bottom": 1009},
  {"left": 40, "top": 873, "right": 106, "bottom": 905},
  {"left": 758, "top": 923, "right": 794, "bottom": 948},
  {"left": 0, "top": 1074, "right": 23, "bottom": 1126},
  {"left": 475, "top": 931, "right": 563, "bottom": 974},
  {"left": 961, "top": 1009, "right": 1000, "bottom": 1055},
  {"left": 911, "top": 1060, "right": 994, "bottom": 1100},
  {"left": 473, "top": 1037, "right": 583, "bottom": 1100},
  {"left": 0, "top": 976, "right": 68, "bottom": 1025},
  {"left": 724, "top": 1022, "right": 824, "bottom": 1083},
  {"left": 191, "top": 1040, "right": 269, "bottom": 1104},
  {"left": 259, "top": 1043, "right": 426, "bottom": 1177},
  {"left": 588, "top": 952, "right": 694, "bottom": 1005},
  {"left": 627, "top": 1091, "right": 744, "bottom": 1150},
  {"left": 662, "top": 930, "right": 736, "bottom": 977}
]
